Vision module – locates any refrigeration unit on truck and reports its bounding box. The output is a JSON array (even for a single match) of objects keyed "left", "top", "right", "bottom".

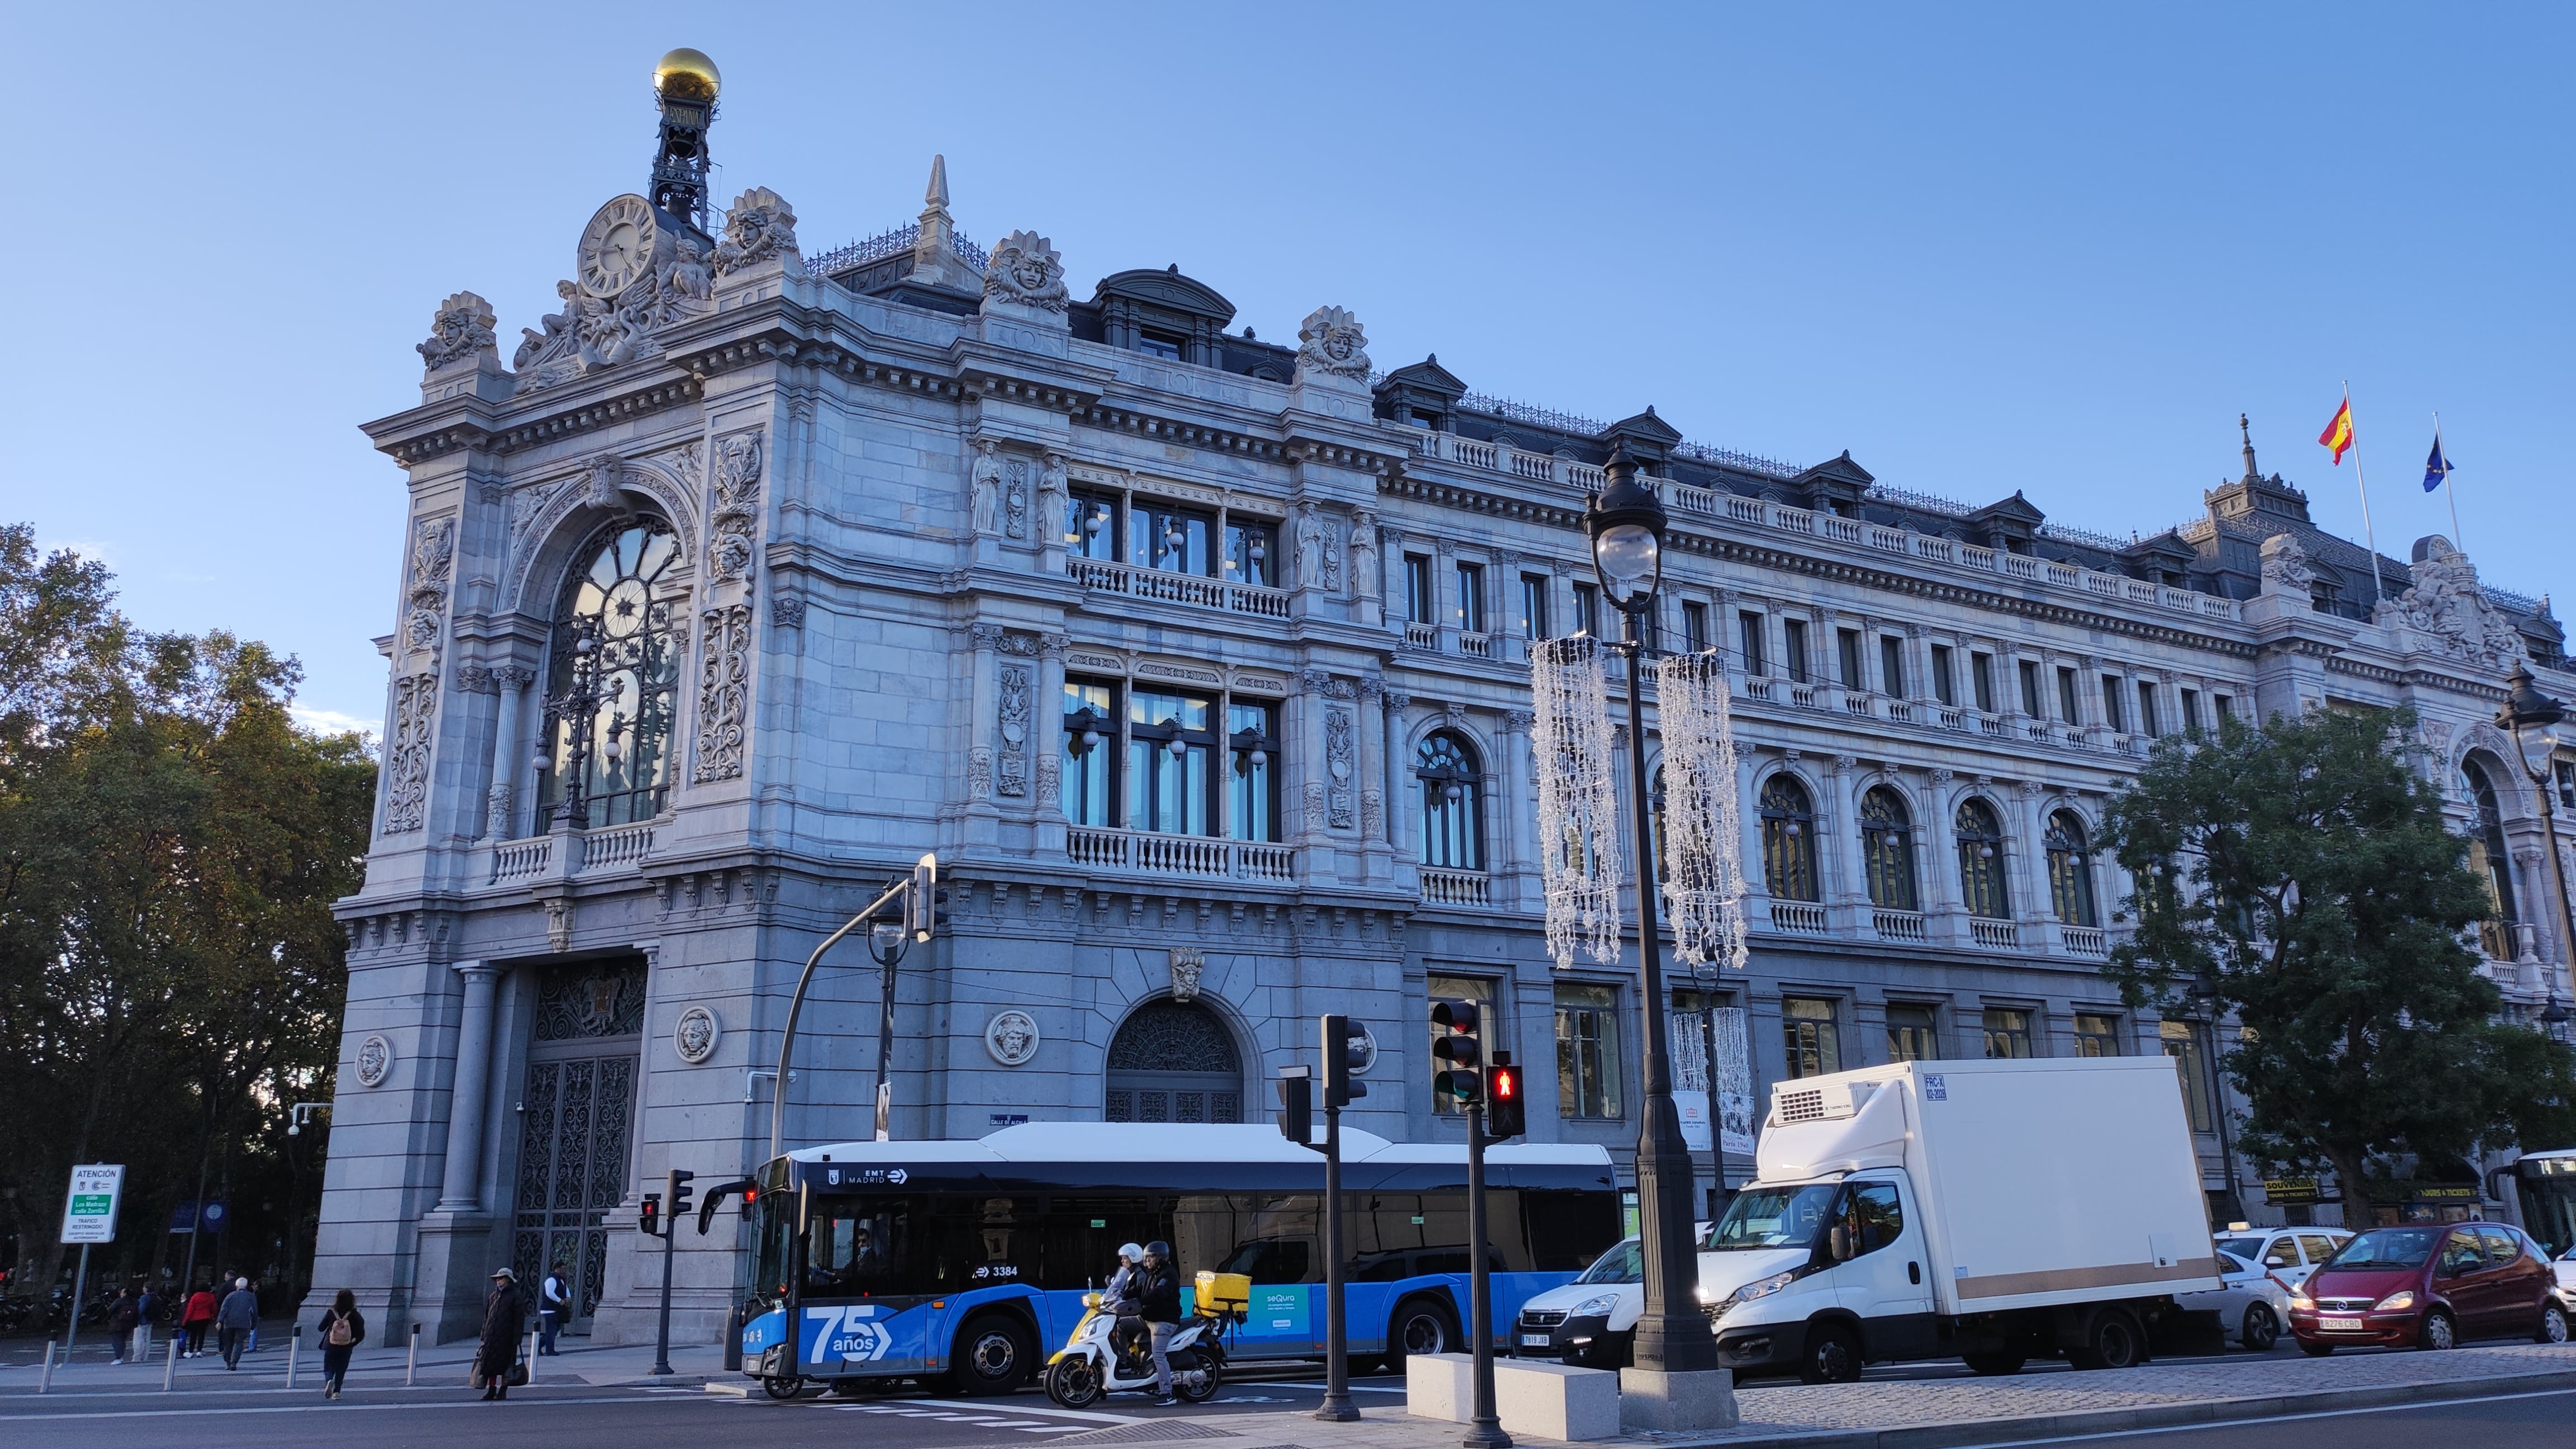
[{"left": 1702, "top": 1056, "right": 2224, "bottom": 1383}]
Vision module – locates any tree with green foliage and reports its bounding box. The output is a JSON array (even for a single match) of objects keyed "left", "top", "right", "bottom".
[{"left": 2101, "top": 704, "right": 2576, "bottom": 1204}]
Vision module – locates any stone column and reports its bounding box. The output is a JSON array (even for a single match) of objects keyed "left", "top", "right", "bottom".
[
  {"left": 2007, "top": 780, "right": 2052, "bottom": 941},
  {"left": 434, "top": 963, "right": 502, "bottom": 1213},
  {"left": 485, "top": 665, "right": 534, "bottom": 840},
  {"left": 1737, "top": 751, "right": 1770, "bottom": 922},
  {"left": 2512, "top": 847, "right": 2549, "bottom": 974},
  {"left": 1827, "top": 755, "right": 1868, "bottom": 931},
  {"left": 1921, "top": 769, "right": 1967, "bottom": 946},
  {"left": 1035, "top": 634, "right": 1069, "bottom": 856},
  {"left": 1502, "top": 709, "right": 1535, "bottom": 911}
]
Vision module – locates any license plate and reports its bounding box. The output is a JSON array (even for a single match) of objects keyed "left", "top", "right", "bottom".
[
  {"left": 1519, "top": 1334, "right": 1552, "bottom": 1348},
  {"left": 2319, "top": 1315, "right": 2364, "bottom": 1332}
]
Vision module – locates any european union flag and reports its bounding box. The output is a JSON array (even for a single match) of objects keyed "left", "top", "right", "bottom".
[{"left": 2424, "top": 434, "right": 2454, "bottom": 493}]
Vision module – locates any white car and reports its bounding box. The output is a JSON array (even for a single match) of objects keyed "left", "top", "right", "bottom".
[
  {"left": 2553, "top": 1246, "right": 2576, "bottom": 1314},
  {"left": 2177, "top": 1249, "right": 2294, "bottom": 1350},
  {"left": 1510, "top": 1224, "right": 1710, "bottom": 1370},
  {"left": 2210, "top": 1226, "right": 2351, "bottom": 1291}
]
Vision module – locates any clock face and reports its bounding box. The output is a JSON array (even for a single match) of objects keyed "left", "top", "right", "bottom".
[{"left": 579, "top": 196, "right": 659, "bottom": 297}]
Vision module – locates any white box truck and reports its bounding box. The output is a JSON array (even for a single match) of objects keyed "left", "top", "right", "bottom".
[{"left": 1701, "top": 1056, "right": 2223, "bottom": 1382}]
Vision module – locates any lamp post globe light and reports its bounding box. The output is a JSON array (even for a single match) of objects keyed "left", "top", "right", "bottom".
[
  {"left": 2497, "top": 664, "right": 2576, "bottom": 1029},
  {"left": 1583, "top": 444, "right": 1720, "bottom": 1376}
]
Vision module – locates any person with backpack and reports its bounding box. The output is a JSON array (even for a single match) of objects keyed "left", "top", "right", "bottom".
[
  {"left": 216, "top": 1277, "right": 259, "bottom": 1370},
  {"left": 182, "top": 1282, "right": 217, "bottom": 1357},
  {"left": 316, "top": 1289, "right": 366, "bottom": 1399}
]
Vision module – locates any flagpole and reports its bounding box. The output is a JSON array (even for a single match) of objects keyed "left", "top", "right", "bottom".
[
  {"left": 2435, "top": 411, "right": 2463, "bottom": 551},
  {"left": 2345, "top": 382, "right": 2388, "bottom": 605}
]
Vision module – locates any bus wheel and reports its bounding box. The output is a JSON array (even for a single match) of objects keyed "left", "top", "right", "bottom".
[
  {"left": 1387, "top": 1298, "right": 1456, "bottom": 1366},
  {"left": 953, "top": 1314, "right": 1035, "bottom": 1395},
  {"left": 761, "top": 1375, "right": 804, "bottom": 1399}
]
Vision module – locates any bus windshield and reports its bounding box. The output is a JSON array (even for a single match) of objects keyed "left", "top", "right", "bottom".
[{"left": 1708, "top": 1184, "right": 1838, "bottom": 1251}]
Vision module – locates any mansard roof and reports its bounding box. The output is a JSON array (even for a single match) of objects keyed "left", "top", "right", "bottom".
[
  {"left": 1968, "top": 490, "right": 2047, "bottom": 526},
  {"left": 1091, "top": 265, "right": 1237, "bottom": 327},
  {"left": 1378, "top": 355, "right": 1467, "bottom": 400}
]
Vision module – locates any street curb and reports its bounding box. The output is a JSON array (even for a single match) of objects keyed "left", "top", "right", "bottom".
[{"left": 1654, "top": 1366, "right": 2576, "bottom": 1449}]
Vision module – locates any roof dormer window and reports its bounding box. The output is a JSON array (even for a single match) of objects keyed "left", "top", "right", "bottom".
[{"left": 1137, "top": 329, "right": 1185, "bottom": 361}]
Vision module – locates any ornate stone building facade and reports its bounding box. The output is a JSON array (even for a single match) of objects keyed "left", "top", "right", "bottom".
[{"left": 312, "top": 73, "right": 2576, "bottom": 1346}]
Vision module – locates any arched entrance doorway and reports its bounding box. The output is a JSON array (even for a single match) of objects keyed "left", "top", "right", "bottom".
[{"left": 1105, "top": 1000, "right": 1242, "bottom": 1124}]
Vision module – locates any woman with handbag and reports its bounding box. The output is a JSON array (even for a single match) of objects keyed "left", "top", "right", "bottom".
[
  {"left": 316, "top": 1289, "right": 366, "bottom": 1399},
  {"left": 473, "top": 1268, "right": 526, "bottom": 1401}
]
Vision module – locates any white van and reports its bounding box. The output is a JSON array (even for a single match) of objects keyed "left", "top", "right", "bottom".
[{"left": 1509, "top": 1224, "right": 1710, "bottom": 1368}]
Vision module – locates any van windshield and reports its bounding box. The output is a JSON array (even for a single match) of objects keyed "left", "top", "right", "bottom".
[
  {"left": 2324, "top": 1228, "right": 2439, "bottom": 1268},
  {"left": 1575, "top": 1239, "right": 1644, "bottom": 1285},
  {"left": 1708, "top": 1184, "right": 1838, "bottom": 1251}
]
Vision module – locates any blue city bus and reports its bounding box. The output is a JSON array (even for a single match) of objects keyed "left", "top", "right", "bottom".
[{"left": 738, "top": 1123, "right": 1622, "bottom": 1396}]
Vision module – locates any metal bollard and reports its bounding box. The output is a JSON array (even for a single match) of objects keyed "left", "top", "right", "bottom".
[
  {"left": 285, "top": 1324, "right": 300, "bottom": 1390},
  {"left": 525, "top": 1325, "right": 538, "bottom": 1386},
  {"left": 163, "top": 1332, "right": 179, "bottom": 1391},
  {"left": 405, "top": 1322, "right": 419, "bottom": 1387},
  {"left": 39, "top": 1340, "right": 55, "bottom": 1394}
]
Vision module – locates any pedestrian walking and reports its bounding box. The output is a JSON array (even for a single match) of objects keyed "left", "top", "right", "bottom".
[
  {"left": 182, "top": 1282, "right": 217, "bottom": 1357},
  {"left": 537, "top": 1268, "right": 568, "bottom": 1355},
  {"left": 216, "top": 1277, "right": 259, "bottom": 1370},
  {"left": 473, "top": 1268, "right": 525, "bottom": 1401},
  {"left": 107, "top": 1289, "right": 139, "bottom": 1363},
  {"left": 1135, "top": 1241, "right": 1182, "bottom": 1407},
  {"left": 316, "top": 1289, "right": 366, "bottom": 1400}
]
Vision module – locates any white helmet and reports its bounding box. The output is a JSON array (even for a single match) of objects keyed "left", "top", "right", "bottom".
[{"left": 1117, "top": 1243, "right": 1144, "bottom": 1263}]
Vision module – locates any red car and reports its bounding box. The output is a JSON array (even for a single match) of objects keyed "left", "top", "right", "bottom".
[{"left": 2289, "top": 1222, "right": 2569, "bottom": 1353}]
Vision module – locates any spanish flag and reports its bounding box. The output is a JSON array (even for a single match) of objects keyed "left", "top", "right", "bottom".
[{"left": 2318, "top": 398, "right": 2354, "bottom": 464}]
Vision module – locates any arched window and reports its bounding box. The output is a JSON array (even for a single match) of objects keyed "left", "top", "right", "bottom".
[
  {"left": 1954, "top": 798, "right": 2010, "bottom": 920},
  {"left": 1105, "top": 1000, "right": 1242, "bottom": 1124},
  {"left": 1859, "top": 786, "right": 1917, "bottom": 911},
  {"left": 1417, "top": 732, "right": 1483, "bottom": 870},
  {"left": 2045, "top": 810, "right": 2099, "bottom": 926},
  {"left": 1761, "top": 775, "right": 1820, "bottom": 902},
  {"left": 539, "top": 518, "right": 681, "bottom": 828},
  {"left": 2463, "top": 758, "right": 2520, "bottom": 959}
]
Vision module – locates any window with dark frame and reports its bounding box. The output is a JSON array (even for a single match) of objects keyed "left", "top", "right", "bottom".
[
  {"left": 1571, "top": 582, "right": 1600, "bottom": 638},
  {"left": 1226, "top": 700, "right": 1278, "bottom": 843},
  {"left": 1782, "top": 618, "right": 1810, "bottom": 684},
  {"left": 1782, "top": 998, "right": 1841, "bottom": 1079},
  {"left": 1840, "top": 630, "right": 1867, "bottom": 691},
  {"left": 1136, "top": 328, "right": 1186, "bottom": 361},
  {"left": 2161, "top": 1020, "right": 2216, "bottom": 1132},
  {"left": 1682, "top": 600, "right": 1710, "bottom": 652},
  {"left": 1417, "top": 732, "right": 1484, "bottom": 870},
  {"left": 1555, "top": 983, "right": 1623, "bottom": 1119},
  {"left": 1859, "top": 785, "right": 1918, "bottom": 911},
  {"left": 1520, "top": 575, "right": 1551, "bottom": 641},
  {"left": 1930, "top": 643, "right": 1956, "bottom": 706},
  {"left": 1067, "top": 491, "right": 1119, "bottom": 560},
  {"left": 2058, "top": 666, "right": 2082, "bottom": 725},
  {"left": 2073, "top": 1012, "right": 2122, "bottom": 1058},
  {"left": 2137, "top": 679, "right": 2160, "bottom": 736},
  {"left": 1405, "top": 555, "right": 1436, "bottom": 625},
  {"left": 1981, "top": 1007, "right": 2035, "bottom": 1059},
  {"left": 2045, "top": 810, "right": 2099, "bottom": 926},
  {"left": 1760, "top": 774, "right": 1821, "bottom": 902},
  {"left": 1881, "top": 635, "right": 1908, "bottom": 697},
  {"left": 1060, "top": 679, "right": 1118, "bottom": 827},
  {"left": 1971, "top": 654, "right": 1995, "bottom": 713},
  {"left": 2179, "top": 688, "right": 2200, "bottom": 733},
  {"left": 1223, "top": 519, "right": 1274, "bottom": 587},
  {"left": 2019, "top": 660, "right": 2042, "bottom": 716},
  {"left": 1886, "top": 1004, "right": 1939, "bottom": 1063},
  {"left": 1739, "top": 612, "right": 1767, "bottom": 677},
  {"left": 1954, "top": 798, "right": 2011, "bottom": 919},
  {"left": 2100, "top": 674, "right": 2125, "bottom": 733},
  {"left": 1455, "top": 561, "right": 1486, "bottom": 633},
  {"left": 2214, "top": 693, "right": 2234, "bottom": 723},
  {"left": 1129, "top": 500, "right": 1214, "bottom": 576},
  {"left": 1127, "top": 689, "right": 1214, "bottom": 835}
]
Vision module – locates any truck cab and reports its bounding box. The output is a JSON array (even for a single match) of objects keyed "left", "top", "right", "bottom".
[{"left": 1701, "top": 1171, "right": 1934, "bottom": 1381}]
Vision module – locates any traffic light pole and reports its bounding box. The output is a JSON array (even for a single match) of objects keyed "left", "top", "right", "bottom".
[
  {"left": 1464, "top": 1103, "right": 1507, "bottom": 1449},
  {"left": 1316, "top": 1098, "right": 1356, "bottom": 1422},
  {"left": 651, "top": 1208, "right": 678, "bottom": 1375}
]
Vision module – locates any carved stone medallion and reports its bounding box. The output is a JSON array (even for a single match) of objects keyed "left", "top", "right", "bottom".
[
  {"left": 673, "top": 1005, "right": 721, "bottom": 1065},
  {"left": 984, "top": 1010, "right": 1041, "bottom": 1066},
  {"left": 355, "top": 1033, "right": 394, "bottom": 1088}
]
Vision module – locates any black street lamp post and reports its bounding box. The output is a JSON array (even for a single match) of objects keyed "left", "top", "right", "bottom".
[
  {"left": 1584, "top": 444, "right": 1719, "bottom": 1375},
  {"left": 2496, "top": 665, "right": 2576, "bottom": 1027},
  {"left": 543, "top": 617, "right": 605, "bottom": 830}
]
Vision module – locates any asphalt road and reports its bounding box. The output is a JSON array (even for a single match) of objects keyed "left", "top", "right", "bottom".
[{"left": 1940, "top": 1387, "right": 2576, "bottom": 1448}]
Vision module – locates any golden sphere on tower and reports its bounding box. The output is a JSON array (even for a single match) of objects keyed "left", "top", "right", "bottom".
[{"left": 652, "top": 48, "right": 721, "bottom": 104}]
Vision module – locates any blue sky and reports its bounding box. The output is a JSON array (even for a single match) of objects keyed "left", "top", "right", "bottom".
[{"left": 8, "top": 3, "right": 2569, "bottom": 734}]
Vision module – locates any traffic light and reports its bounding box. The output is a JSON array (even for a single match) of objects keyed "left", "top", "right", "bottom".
[
  {"left": 666, "top": 1168, "right": 696, "bottom": 1227},
  {"left": 697, "top": 1178, "right": 759, "bottom": 1235},
  {"left": 1276, "top": 1066, "right": 1313, "bottom": 1147},
  {"left": 639, "top": 1192, "right": 662, "bottom": 1238},
  {"left": 904, "top": 854, "right": 940, "bottom": 943},
  {"left": 1431, "top": 999, "right": 1484, "bottom": 1107},
  {"left": 1487, "top": 1051, "right": 1526, "bottom": 1140},
  {"left": 1321, "top": 1015, "right": 1368, "bottom": 1108}
]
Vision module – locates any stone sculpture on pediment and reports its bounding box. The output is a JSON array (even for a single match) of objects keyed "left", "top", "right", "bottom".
[
  {"left": 2374, "top": 538, "right": 2528, "bottom": 670},
  {"left": 512, "top": 194, "right": 717, "bottom": 396},
  {"left": 713, "top": 186, "right": 802, "bottom": 277},
  {"left": 417, "top": 291, "right": 497, "bottom": 372},
  {"left": 981, "top": 229, "right": 1069, "bottom": 314},
  {"left": 1295, "top": 305, "right": 1371, "bottom": 383},
  {"left": 2258, "top": 533, "right": 2314, "bottom": 595}
]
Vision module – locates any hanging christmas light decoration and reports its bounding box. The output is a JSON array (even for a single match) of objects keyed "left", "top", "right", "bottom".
[
  {"left": 1530, "top": 636, "right": 1625, "bottom": 970},
  {"left": 1656, "top": 651, "right": 1750, "bottom": 972}
]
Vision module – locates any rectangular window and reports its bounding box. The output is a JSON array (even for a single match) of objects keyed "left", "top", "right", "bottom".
[
  {"left": 1126, "top": 690, "right": 1213, "bottom": 835},
  {"left": 1840, "top": 630, "right": 1867, "bottom": 690},
  {"left": 1129, "top": 502, "right": 1213, "bottom": 575},
  {"left": 2101, "top": 675, "right": 2125, "bottom": 733},
  {"left": 1930, "top": 644, "right": 1957, "bottom": 706},
  {"left": 2161, "top": 1020, "right": 2215, "bottom": 1133},
  {"left": 1067, "top": 493, "right": 1119, "bottom": 561},
  {"left": 2214, "top": 693, "right": 2234, "bottom": 723},
  {"left": 1405, "top": 555, "right": 1436, "bottom": 625},
  {"left": 1571, "top": 582, "right": 1600, "bottom": 638},
  {"left": 2137, "top": 680, "right": 2160, "bottom": 736},
  {"left": 1061, "top": 679, "right": 1117, "bottom": 827},
  {"left": 1782, "top": 618, "right": 1810, "bottom": 684},
  {"left": 1887, "top": 1004, "right": 1939, "bottom": 1063},
  {"left": 1971, "top": 653, "right": 1996, "bottom": 713},
  {"left": 2073, "top": 1012, "right": 2122, "bottom": 1058},
  {"left": 1783, "top": 998, "right": 1841, "bottom": 1079},
  {"left": 1555, "top": 983, "right": 1622, "bottom": 1119},
  {"left": 1981, "top": 1007, "right": 2035, "bottom": 1059},
  {"left": 1136, "top": 329, "right": 1186, "bottom": 361},
  {"left": 1738, "top": 612, "right": 1767, "bottom": 677},
  {"left": 1519, "top": 575, "right": 1550, "bottom": 641},
  {"left": 1226, "top": 701, "right": 1277, "bottom": 842},
  {"left": 1682, "top": 600, "right": 1710, "bottom": 653},
  {"left": 1880, "top": 636, "right": 1907, "bottom": 698},
  {"left": 2179, "top": 688, "right": 2200, "bottom": 733},
  {"left": 1430, "top": 974, "right": 1500, "bottom": 1118},
  {"left": 2558, "top": 760, "right": 2576, "bottom": 812},
  {"left": 2018, "top": 660, "right": 2042, "bottom": 716},
  {"left": 1223, "top": 520, "right": 1274, "bottom": 587},
  {"left": 1455, "top": 561, "right": 1485, "bottom": 633},
  {"left": 2057, "top": 666, "right": 2082, "bottom": 725}
]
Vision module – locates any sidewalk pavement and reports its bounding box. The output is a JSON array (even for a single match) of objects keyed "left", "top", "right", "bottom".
[
  {"left": 0, "top": 1321, "right": 726, "bottom": 1395},
  {"left": 1135, "top": 1342, "right": 2576, "bottom": 1449}
]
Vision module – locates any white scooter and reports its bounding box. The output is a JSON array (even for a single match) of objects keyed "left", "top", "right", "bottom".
[{"left": 1043, "top": 1291, "right": 1230, "bottom": 1407}]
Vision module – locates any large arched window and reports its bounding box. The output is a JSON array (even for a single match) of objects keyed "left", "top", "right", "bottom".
[
  {"left": 1761, "top": 775, "right": 1820, "bottom": 902},
  {"left": 1105, "top": 999, "right": 1242, "bottom": 1124},
  {"left": 2045, "top": 810, "right": 2099, "bottom": 927},
  {"left": 1417, "top": 732, "right": 1483, "bottom": 870},
  {"left": 2462, "top": 758, "right": 2520, "bottom": 959},
  {"left": 1954, "top": 798, "right": 2010, "bottom": 920},
  {"left": 540, "top": 519, "right": 681, "bottom": 828},
  {"left": 1859, "top": 786, "right": 1917, "bottom": 911}
]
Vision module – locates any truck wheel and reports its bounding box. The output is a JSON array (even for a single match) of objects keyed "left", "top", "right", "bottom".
[
  {"left": 2067, "top": 1308, "right": 2144, "bottom": 1370},
  {"left": 1387, "top": 1298, "right": 1456, "bottom": 1365},
  {"left": 951, "top": 1314, "right": 1035, "bottom": 1395},
  {"left": 2239, "top": 1304, "right": 2280, "bottom": 1352},
  {"left": 1798, "top": 1323, "right": 1863, "bottom": 1384},
  {"left": 1962, "top": 1351, "right": 2025, "bottom": 1376}
]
